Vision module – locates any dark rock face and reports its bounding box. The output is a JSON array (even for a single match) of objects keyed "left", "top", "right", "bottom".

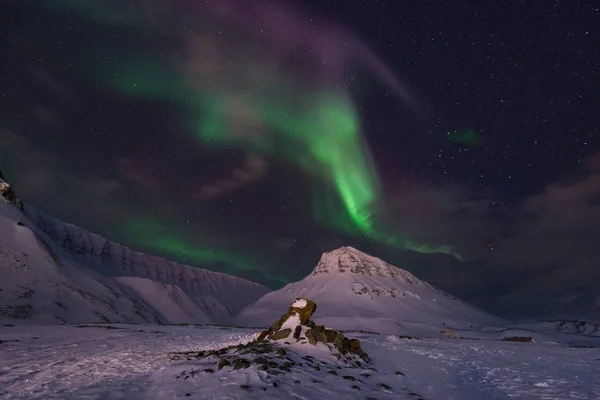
[
  {"left": 0, "top": 181, "right": 16, "bottom": 203},
  {"left": 0, "top": 175, "right": 23, "bottom": 209}
]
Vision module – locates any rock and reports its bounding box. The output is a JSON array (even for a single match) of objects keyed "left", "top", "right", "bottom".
[
  {"left": 270, "top": 298, "right": 317, "bottom": 333},
  {"left": 290, "top": 298, "right": 317, "bottom": 325},
  {"left": 240, "top": 385, "right": 251, "bottom": 390},
  {"left": 351, "top": 385, "right": 361, "bottom": 390},
  {"left": 233, "top": 358, "right": 251, "bottom": 370},
  {"left": 218, "top": 358, "right": 231, "bottom": 370},
  {"left": 252, "top": 357, "right": 268, "bottom": 365},
  {"left": 305, "top": 329, "right": 317, "bottom": 345},
  {"left": 379, "top": 383, "right": 392, "bottom": 390},
  {"left": 332, "top": 353, "right": 341, "bottom": 360},
  {"left": 395, "top": 371, "right": 405, "bottom": 376},
  {"left": 0, "top": 181, "right": 17, "bottom": 203},
  {"left": 293, "top": 325, "right": 302, "bottom": 339},
  {"left": 342, "top": 375, "right": 355, "bottom": 381},
  {"left": 272, "top": 329, "right": 291, "bottom": 341},
  {"left": 257, "top": 328, "right": 271, "bottom": 341},
  {"left": 348, "top": 338, "right": 361, "bottom": 350},
  {"left": 203, "top": 368, "right": 214, "bottom": 373}
]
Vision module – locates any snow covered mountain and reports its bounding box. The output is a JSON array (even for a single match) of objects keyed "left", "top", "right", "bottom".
[
  {"left": 237, "top": 246, "right": 504, "bottom": 335},
  {"left": 0, "top": 179, "right": 268, "bottom": 325}
]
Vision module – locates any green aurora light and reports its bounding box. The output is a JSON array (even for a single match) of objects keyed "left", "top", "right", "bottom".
[{"left": 45, "top": 1, "right": 461, "bottom": 262}]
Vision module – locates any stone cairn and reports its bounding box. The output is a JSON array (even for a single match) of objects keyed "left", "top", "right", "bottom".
[
  {"left": 170, "top": 299, "right": 415, "bottom": 396},
  {"left": 172, "top": 298, "right": 370, "bottom": 375},
  {"left": 256, "top": 297, "right": 369, "bottom": 361}
]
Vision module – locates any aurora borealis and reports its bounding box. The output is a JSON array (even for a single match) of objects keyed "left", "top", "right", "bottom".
[{"left": 1, "top": 0, "right": 599, "bottom": 312}]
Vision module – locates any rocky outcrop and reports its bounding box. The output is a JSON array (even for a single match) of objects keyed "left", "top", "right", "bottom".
[
  {"left": 170, "top": 299, "right": 386, "bottom": 394},
  {"left": 257, "top": 297, "right": 369, "bottom": 361},
  {"left": 0, "top": 174, "right": 23, "bottom": 210}
]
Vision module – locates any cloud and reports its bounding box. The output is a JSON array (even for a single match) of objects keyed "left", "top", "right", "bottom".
[
  {"left": 492, "top": 153, "right": 600, "bottom": 272},
  {"left": 384, "top": 182, "right": 501, "bottom": 260},
  {"left": 114, "top": 158, "right": 162, "bottom": 195},
  {"left": 481, "top": 153, "right": 600, "bottom": 314},
  {"left": 194, "top": 153, "right": 268, "bottom": 200},
  {"left": 383, "top": 153, "right": 600, "bottom": 316}
]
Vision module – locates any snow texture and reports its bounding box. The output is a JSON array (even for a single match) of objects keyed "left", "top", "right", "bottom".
[
  {"left": 0, "top": 201, "right": 268, "bottom": 325},
  {"left": 0, "top": 324, "right": 598, "bottom": 399},
  {"left": 237, "top": 246, "right": 505, "bottom": 335}
]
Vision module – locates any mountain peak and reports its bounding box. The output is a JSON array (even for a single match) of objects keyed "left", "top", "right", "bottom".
[{"left": 310, "top": 246, "right": 423, "bottom": 284}]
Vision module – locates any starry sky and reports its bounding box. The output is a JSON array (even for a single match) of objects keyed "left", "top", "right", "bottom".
[{"left": 1, "top": 0, "right": 599, "bottom": 316}]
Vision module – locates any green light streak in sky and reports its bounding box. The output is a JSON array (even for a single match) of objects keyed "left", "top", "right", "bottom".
[
  {"left": 105, "top": 62, "right": 460, "bottom": 258},
  {"left": 447, "top": 129, "right": 482, "bottom": 146},
  {"left": 124, "top": 218, "right": 289, "bottom": 284}
]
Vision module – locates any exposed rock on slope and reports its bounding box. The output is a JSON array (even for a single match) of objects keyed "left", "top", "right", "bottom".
[
  {"left": 0, "top": 174, "right": 22, "bottom": 210},
  {"left": 237, "top": 246, "right": 504, "bottom": 335}
]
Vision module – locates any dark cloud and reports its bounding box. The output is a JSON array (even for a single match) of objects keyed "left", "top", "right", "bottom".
[
  {"left": 384, "top": 182, "right": 502, "bottom": 260},
  {"left": 114, "top": 158, "right": 163, "bottom": 196},
  {"left": 0, "top": 130, "right": 125, "bottom": 226},
  {"left": 484, "top": 153, "right": 600, "bottom": 316},
  {"left": 194, "top": 153, "right": 268, "bottom": 200},
  {"left": 380, "top": 153, "right": 600, "bottom": 317}
]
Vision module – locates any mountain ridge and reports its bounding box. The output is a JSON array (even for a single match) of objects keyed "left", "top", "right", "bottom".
[
  {"left": 0, "top": 174, "right": 269, "bottom": 325},
  {"left": 237, "top": 245, "right": 504, "bottom": 335}
]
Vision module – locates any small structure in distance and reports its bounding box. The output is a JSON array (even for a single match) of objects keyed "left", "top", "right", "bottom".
[{"left": 440, "top": 330, "right": 459, "bottom": 339}]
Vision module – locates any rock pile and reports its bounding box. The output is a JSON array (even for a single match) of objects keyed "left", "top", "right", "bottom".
[{"left": 256, "top": 297, "right": 369, "bottom": 361}]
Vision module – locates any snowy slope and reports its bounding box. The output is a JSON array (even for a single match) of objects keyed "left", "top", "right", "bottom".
[
  {"left": 1, "top": 324, "right": 599, "bottom": 400},
  {"left": 25, "top": 206, "right": 268, "bottom": 320},
  {"left": 237, "top": 246, "right": 504, "bottom": 335},
  {"left": 116, "top": 277, "right": 213, "bottom": 325},
  {"left": 0, "top": 186, "right": 268, "bottom": 324},
  {"left": 0, "top": 201, "right": 160, "bottom": 325}
]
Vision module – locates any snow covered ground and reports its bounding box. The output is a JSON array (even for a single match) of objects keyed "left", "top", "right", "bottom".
[{"left": 1, "top": 324, "right": 599, "bottom": 400}]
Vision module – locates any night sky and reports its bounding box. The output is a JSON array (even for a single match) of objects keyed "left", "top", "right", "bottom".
[{"left": 1, "top": 0, "right": 599, "bottom": 316}]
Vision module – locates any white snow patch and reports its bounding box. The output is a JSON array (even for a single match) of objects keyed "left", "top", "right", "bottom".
[
  {"left": 280, "top": 312, "right": 301, "bottom": 331},
  {"left": 292, "top": 298, "right": 307, "bottom": 308}
]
